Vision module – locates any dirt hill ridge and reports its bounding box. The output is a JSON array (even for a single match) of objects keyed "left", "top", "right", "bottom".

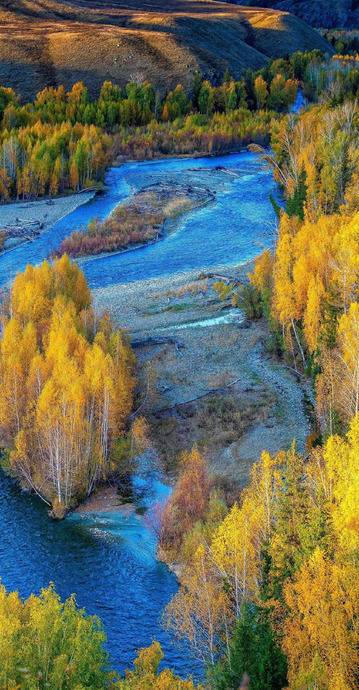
[{"left": 0, "top": 0, "right": 333, "bottom": 101}]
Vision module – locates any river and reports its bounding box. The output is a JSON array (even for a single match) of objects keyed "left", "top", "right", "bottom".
[
  {"left": 0, "top": 151, "right": 280, "bottom": 678},
  {"left": 0, "top": 152, "right": 279, "bottom": 290}
]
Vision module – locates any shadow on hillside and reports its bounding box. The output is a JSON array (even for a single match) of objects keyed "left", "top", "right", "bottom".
[
  {"left": 3, "top": 0, "right": 253, "bottom": 24},
  {"left": 249, "top": 23, "right": 335, "bottom": 58}
]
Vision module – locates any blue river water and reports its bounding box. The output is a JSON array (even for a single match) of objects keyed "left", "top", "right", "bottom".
[
  {"left": 0, "top": 151, "right": 279, "bottom": 678},
  {"left": 0, "top": 152, "right": 280, "bottom": 290},
  {"left": 0, "top": 462, "right": 196, "bottom": 676}
]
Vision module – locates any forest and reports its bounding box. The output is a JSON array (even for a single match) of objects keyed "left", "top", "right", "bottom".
[
  {"left": 0, "top": 47, "right": 356, "bottom": 209},
  {"left": 0, "top": 47, "right": 358, "bottom": 209},
  {"left": 54, "top": 49, "right": 359, "bottom": 260},
  {"left": 2, "top": 45, "right": 359, "bottom": 690},
  {"left": 0, "top": 50, "right": 327, "bottom": 204}
]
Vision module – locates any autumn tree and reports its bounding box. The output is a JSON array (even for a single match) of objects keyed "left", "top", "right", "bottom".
[
  {"left": 159, "top": 446, "right": 211, "bottom": 556},
  {"left": 254, "top": 75, "right": 268, "bottom": 110},
  {"left": 163, "top": 544, "right": 232, "bottom": 664},
  {"left": 117, "top": 641, "right": 203, "bottom": 689},
  {"left": 0, "top": 583, "right": 109, "bottom": 689},
  {"left": 283, "top": 549, "right": 359, "bottom": 689},
  {"left": 0, "top": 256, "right": 135, "bottom": 516}
]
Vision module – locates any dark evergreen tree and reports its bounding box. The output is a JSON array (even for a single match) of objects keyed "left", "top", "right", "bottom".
[
  {"left": 244, "top": 68, "right": 256, "bottom": 111},
  {"left": 192, "top": 72, "right": 202, "bottom": 110},
  {"left": 223, "top": 68, "right": 231, "bottom": 85},
  {"left": 210, "top": 605, "right": 287, "bottom": 690},
  {"left": 286, "top": 168, "right": 307, "bottom": 221},
  {"left": 269, "top": 193, "right": 281, "bottom": 219}
]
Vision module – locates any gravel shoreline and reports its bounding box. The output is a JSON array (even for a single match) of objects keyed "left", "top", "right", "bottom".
[
  {"left": 93, "top": 262, "right": 252, "bottom": 335},
  {"left": 0, "top": 191, "right": 96, "bottom": 253},
  {"left": 93, "top": 263, "right": 312, "bottom": 487},
  {"left": 74, "top": 486, "right": 136, "bottom": 516}
]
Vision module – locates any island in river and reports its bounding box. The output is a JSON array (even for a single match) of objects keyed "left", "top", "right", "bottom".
[
  {"left": 58, "top": 177, "right": 217, "bottom": 258},
  {"left": 93, "top": 262, "right": 311, "bottom": 485}
]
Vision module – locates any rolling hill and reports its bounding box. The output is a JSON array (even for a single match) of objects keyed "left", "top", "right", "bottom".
[{"left": 0, "top": 0, "right": 333, "bottom": 101}]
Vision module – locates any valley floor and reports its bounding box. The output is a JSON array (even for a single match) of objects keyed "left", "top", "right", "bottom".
[{"left": 94, "top": 263, "right": 312, "bottom": 487}]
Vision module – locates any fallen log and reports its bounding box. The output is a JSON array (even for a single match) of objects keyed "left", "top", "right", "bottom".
[
  {"left": 77, "top": 186, "right": 101, "bottom": 194},
  {"left": 202, "top": 272, "right": 242, "bottom": 284},
  {"left": 16, "top": 218, "right": 41, "bottom": 225},
  {"left": 6, "top": 227, "right": 40, "bottom": 236},
  {"left": 155, "top": 378, "right": 241, "bottom": 414},
  {"left": 131, "top": 335, "right": 185, "bottom": 353}
]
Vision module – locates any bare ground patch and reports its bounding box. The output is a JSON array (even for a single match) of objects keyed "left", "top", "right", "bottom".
[{"left": 93, "top": 264, "right": 312, "bottom": 488}]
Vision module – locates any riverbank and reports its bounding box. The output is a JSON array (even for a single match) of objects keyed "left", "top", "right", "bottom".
[
  {"left": 113, "top": 147, "right": 249, "bottom": 166},
  {"left": 0, "top": 148, "right": 270, "bottom": 265},
  {"left": 75, "top": 485, "right": 135, "bottom": 516},
  {"left": 0, "top": 157, "right": 238, "bottom": 259},
  {"left": 93, "top": 264, "right": 312, "bottom": 487},
  {"left": 0, "top": 191, "right": 96, "bottom": 253}
]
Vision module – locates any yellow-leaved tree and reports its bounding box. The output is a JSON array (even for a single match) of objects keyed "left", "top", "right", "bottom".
[
  {"left": 283, "top": 548, "right": 359, "bottom": 690},
  {"left": 0, "top": 255, "right": 135, "bottom": 516}
]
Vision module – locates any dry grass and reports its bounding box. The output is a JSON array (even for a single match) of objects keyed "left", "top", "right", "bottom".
[
  {"left": 0, "top": 0, "right": 332, "bottom": 101},
  {"left": 162, "top": 197, "right": 193, "bottom": 219},
  {"left": 166, "top": 280, "right": 209, "bottom": 298},
  {"left": 207, "top": 370, "right": 238, "bottom": 389},
  {"left": 150, "top": 388, "right": 277, "bottom": 477}
]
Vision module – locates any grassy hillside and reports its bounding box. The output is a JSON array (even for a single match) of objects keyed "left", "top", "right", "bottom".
[{"left": 0, "top": 0, "right": 332, "bottom": 100}]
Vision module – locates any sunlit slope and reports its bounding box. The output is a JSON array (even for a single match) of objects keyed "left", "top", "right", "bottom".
[{"left": 0, "top": 0, "right": 333, "bottom": 100}]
